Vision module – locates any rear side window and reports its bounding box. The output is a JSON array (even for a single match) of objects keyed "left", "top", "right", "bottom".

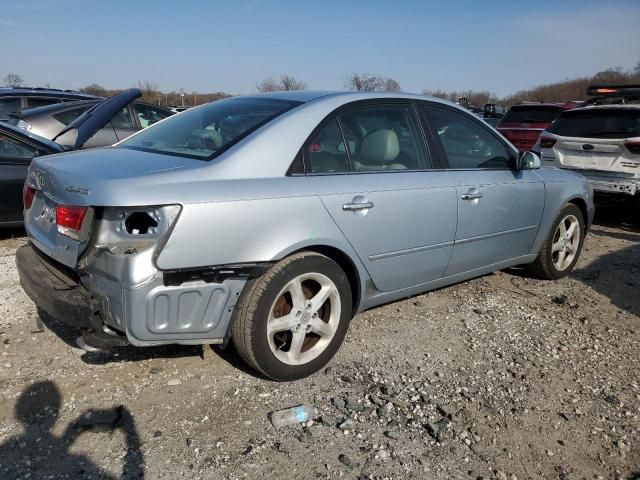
[
  {"left": 53, "top": 106, "right": 92, "bottom": 126},
  {"left": 109, "top": 107, "right": 135, "bottom": 129},
  {"left": 307, "top": 104, "right": 430, "bottom": 173},
  {"left": 502, "top": 107, "right": 563, "bottom": 124},
  {"left": 548, "top": 109, "right": 640, "bottom": 139},
  {"left": 427, "top": 107, "right": 511, "bottom": 169},
  {"left": 26, "top": 97, "right": 60, "bottom": 108},
  {"left": 0, "top": 98, "right": 21, "bottom": 119},
  {"left": 132, "top": 104, "right": 172, "bottom": 128}
]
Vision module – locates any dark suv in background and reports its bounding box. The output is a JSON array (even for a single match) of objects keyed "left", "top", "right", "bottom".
[
  {"left": 0, "top": 87, "right": 101, "bottom": 121},
  {"left": 498, "top": 103, "right": 573, "bottom": 151}
]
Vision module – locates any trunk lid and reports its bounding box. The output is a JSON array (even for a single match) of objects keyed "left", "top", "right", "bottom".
[
  {"left": 553, "top": 136, "right": 640, "bottom": 174},
  {"left": 52, "top": 88, "right": 141, "bottom": 149},
  {"left": 24, "top": 147, "right": 201, "bottom": 268}
]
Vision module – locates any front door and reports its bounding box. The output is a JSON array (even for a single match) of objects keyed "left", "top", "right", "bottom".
[
  {"left": 423, "top": 105, "right": 545, "bottom": 276},
  {"left": 306, "top": 103, "right": 457, "bottom": 292}
]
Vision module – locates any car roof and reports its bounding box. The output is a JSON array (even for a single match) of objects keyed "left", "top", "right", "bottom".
[
  {"left": 561, "top": 104, "right": 640, "bottom": 113},
  {"left": 242, "top": 90, "right": 454, "bottom": 106},
  {"left": 0, "top": 87, "right": 101, "bottom": 99}
]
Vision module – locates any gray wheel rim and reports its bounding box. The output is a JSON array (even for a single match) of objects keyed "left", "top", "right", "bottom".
[
  {"left": 267, "top": 272, "right": 341, "bottom": 366},
  {"left": 552, "top": 214, "right": 580, "bottom": 271}
]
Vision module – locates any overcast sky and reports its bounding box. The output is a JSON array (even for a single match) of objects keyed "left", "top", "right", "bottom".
[{"left": 1, "top": 0, "right": 639, "bottom": 96}]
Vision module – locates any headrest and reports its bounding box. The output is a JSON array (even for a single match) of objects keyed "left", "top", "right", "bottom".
[{"left": 360, "top": 129, "right": 399, "bottom": 163}]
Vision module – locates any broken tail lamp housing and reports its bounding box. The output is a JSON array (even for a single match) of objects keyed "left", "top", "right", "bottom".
[{"left": 56, "top": 205, "right": 88, "bottom": 240}]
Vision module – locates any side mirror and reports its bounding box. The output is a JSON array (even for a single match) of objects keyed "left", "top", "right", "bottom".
[{"left": 517, "top": 151, "right": 541, "bottom": 170}]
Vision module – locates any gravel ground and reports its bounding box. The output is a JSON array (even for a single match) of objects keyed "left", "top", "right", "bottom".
[{"left": 0, "top": 199, "right": 638, "bottom": 480}]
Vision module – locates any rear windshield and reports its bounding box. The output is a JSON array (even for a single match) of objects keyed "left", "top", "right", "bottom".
[
  {"left": 548, "top": 109, "right": 640, "bottom": 139},
  {"left": 120, "top": 97, "right": 301, "bottom": 160},
  {"left": 501, "top": 106, "right": 563, "bottom": 124}
]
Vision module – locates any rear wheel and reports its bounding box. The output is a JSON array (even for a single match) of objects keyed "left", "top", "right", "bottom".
[
  {"left": 527, "top": 204, "right": 585, "bottom": 279},
  {"left": 231, "top": 252, "right": 352, "bottom": 381}
]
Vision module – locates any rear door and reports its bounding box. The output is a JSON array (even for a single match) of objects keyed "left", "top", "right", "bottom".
[
  {"left": 306, "top": 101, "right": 457, "bottom": 292},
  {"left": 423, "top": 104, "right": 545, "bottom": 276}
]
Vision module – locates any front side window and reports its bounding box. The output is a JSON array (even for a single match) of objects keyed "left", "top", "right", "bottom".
[
  {"left": 120, "top": 97, "right": 300, "bottom": 160},
  {"left": 427, "top": 107, "right": 511, "bottom": 169},
  {"left": 132, "top": 103, "right": 172, "bottom": 128},
  {"left": 0, "top": 135, "right": 36, "bottom": 160},
  {"left": 307, "top": 104, "right": 430, "bottom": 173}
]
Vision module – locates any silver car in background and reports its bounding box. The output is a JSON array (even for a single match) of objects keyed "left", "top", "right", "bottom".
[{"left": 17, "top": 91, "right": 594, "bottom": 380}]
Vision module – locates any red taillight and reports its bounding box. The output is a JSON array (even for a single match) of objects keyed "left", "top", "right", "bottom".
[
  {"left": 539, "top": 136, "right": 557, "bottom": 149},
  {"left": 56, "top": 205, "right": 87, "bottom": 240},
  {"left": 23, "top": 185, "right": 36, "bottom": 210},
  {"left": 624, "top": 141, "right": 640, "bottom": 155}
]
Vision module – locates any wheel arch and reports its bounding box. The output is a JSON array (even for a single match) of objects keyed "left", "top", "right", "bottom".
[
  {"left": 567, "top": 196, "right": 589, "bottom": 227},
  {"left": 274, "top": 241, "right": 366, "bottom": 315}
]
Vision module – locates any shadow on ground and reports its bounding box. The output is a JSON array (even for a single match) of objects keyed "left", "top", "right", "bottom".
[{"left": 0, "top": 380, "right": 144, "bottom": 479}]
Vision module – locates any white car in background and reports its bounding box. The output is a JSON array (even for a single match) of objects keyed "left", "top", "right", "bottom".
[{"left": 534, "top": 104, "right": 640, "bottom": 198}]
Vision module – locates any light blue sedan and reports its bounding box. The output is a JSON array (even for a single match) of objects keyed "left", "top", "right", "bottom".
[{"left": 17, "top": 91, "right": 594, "bottom": 380}]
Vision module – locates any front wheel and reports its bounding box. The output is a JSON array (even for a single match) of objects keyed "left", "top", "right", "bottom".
[
  {"left": 231, "top": 252, "right": 352, "bottom": 381},
  {"left": 527, "top": 204, "right": 585, "bottom": 280}
]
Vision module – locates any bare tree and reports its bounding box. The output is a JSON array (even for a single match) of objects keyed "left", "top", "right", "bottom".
[
  {"left": 137, "top": 80, "right": 159, "bottom": 102},
  {"left": 279, "top": 74, "right": 307, "bottom": 91},
  {"left": 345, "top": 73, "right": 401, "bottom": 92},
  {"left": 3, "top": 73, "right": 23, "bottom": 87},
  {"left": 635, "top": 58, "right": 640, "bottom": 74},
  {"left": 257, "top": 75, "right": 307, "bottom": 92},
  {"left": 345, "top": 72, "right": 380, "bottom": 91},
  {"left": 380, "top": 77, "right": 401, "bottom": 92},
  {"left": 80, "top": 83, "right": 107, "bottom": 96}
]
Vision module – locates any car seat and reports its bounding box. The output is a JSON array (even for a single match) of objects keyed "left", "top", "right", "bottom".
[{"left": 353, "top": 129, "right": 407, "bottom": 171}]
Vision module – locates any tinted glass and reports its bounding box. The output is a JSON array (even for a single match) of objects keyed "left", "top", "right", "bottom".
[
  {"left": 53, "top": 106, "right": 92, "bottom": 126},
  {"left": 109, "top": 107, "right": 134, "bottom": 129},
  {"left": 501, "top": 106, "right": 564, "bottom": 124},
  {"left": 307, "top": 118, "right": 350, "bottom": 173},
  {"left": 428, "top": 107, "right": 511, "bottom": 169},
  {"left": 132, "top": 103, "right": 172, "bottom": 128},
  {"left": 548, "top": 109, "right": 640, "bottom": 139},
  {"left": 120, "top": 97, "right": 300, "bottom": 160},
  {"left": 27, "top": 97, "right": 60, "bottom": 108},
  {"left": 0, "top": 98, "right": 21, "bottom": 119},
  {"left": 340, "top": 105, "right": 430, "bottom": 171},
  {"left": 0, "top": 135, "right": 36, "bottom": 159}
]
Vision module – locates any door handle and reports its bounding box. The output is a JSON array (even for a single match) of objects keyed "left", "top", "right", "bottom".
[
  {"left": 342, "top": 201, "right": 374, "bottom": 211},
  {"left": 461, "top": 192, "right": 483, "bottom": 200}
]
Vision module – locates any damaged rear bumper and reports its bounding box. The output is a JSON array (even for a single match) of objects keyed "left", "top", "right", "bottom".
[
  {"left": 566, "top": 169, "right": 640, "bottom": 196},
  {"left": 16, "top": 242, "right": 248, "bottom": 349},
  {"left": 16, "top": 243, "right": 99, "bottom": 328}
]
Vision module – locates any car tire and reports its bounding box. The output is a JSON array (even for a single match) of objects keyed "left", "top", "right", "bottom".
[
  {"left": 231, "top": 251, "right": 352, "bottom": 381},
  {"left": 526, "top": 204, "right": 585, "bottom": 280}
]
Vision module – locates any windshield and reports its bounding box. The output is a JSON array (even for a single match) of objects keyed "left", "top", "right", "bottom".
[
  {"left": 548, "top": 109, "right": 640, "bottom": 139},
  {"left": 501, "top": 106, "right": 563, "bottom": 124},
  {"left": 119, "top": 97, "right": 301, "bottom": 160}
]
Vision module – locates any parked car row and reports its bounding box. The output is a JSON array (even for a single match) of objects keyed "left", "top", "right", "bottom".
[
  {"left": 11, "top": 90, "right": 593, "bottom": 380},
  {"left": 531, "top": 85, "right": 640, "bottom": 200},
  {"left": 0, "top": 89, "right": 173, "bottom": 226},
  {"left": 0, "top": 87, "right": 101, "bottom": 121}
]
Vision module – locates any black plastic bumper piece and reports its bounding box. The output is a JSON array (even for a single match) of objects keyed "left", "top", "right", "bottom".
[{"left": 16, "top": 243, "right": 97, "bottom": 329}]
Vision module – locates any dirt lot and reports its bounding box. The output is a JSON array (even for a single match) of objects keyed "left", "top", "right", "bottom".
[{"left": 0, "top": 199, "right": 638, "bottom": 480}]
